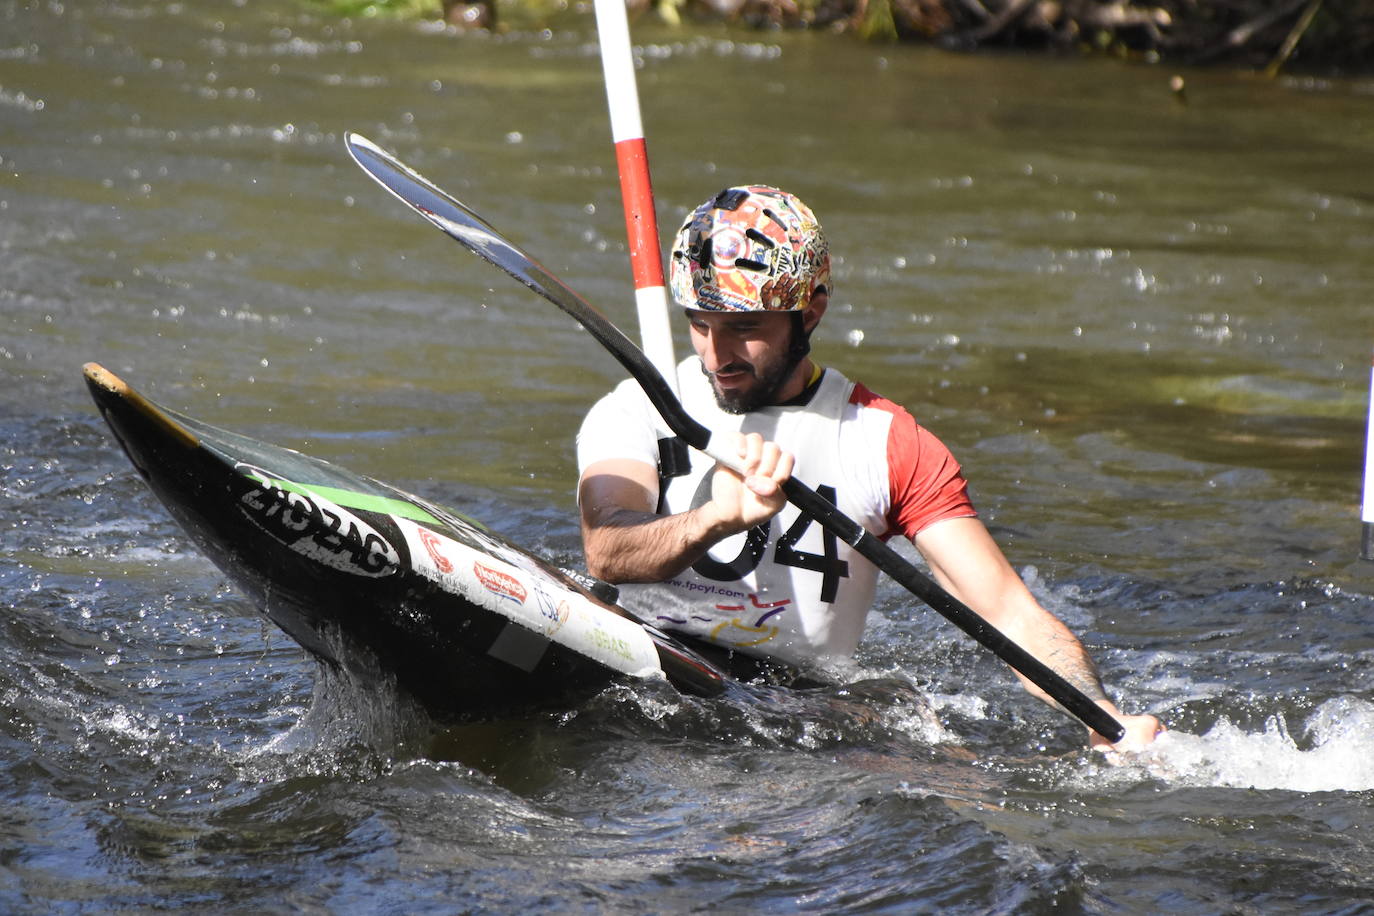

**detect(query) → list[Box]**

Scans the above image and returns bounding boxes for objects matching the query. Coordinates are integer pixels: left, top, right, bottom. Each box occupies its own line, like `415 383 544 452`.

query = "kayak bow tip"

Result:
82 362 199 451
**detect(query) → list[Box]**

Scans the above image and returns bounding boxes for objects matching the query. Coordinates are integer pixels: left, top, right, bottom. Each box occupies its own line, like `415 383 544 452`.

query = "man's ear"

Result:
802 293 828 334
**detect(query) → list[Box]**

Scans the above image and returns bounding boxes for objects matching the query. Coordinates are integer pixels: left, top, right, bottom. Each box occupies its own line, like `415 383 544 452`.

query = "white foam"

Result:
1094 696 1374 792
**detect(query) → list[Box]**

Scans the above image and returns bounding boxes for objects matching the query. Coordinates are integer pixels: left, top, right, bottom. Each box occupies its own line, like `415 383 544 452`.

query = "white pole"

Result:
592 0 679 398
1362 350 1374 559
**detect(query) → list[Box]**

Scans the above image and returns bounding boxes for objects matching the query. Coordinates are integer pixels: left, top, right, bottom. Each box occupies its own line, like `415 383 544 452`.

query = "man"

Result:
577 185 1161 750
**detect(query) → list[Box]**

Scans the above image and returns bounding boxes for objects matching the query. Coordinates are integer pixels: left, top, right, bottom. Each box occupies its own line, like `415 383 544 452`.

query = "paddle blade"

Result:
344 132 707 449
346 134 566 303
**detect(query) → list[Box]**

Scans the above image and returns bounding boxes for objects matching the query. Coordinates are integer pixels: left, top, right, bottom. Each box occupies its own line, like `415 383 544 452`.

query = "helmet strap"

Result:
788 310 812 362
777 310 812 390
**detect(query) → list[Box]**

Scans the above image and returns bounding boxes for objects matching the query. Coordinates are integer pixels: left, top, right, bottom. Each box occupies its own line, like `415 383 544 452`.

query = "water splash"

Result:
1096 696 1374 792
250 665 431 775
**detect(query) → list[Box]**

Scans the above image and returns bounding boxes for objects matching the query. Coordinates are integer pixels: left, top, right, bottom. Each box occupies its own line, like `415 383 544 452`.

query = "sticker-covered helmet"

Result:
669 186 830 313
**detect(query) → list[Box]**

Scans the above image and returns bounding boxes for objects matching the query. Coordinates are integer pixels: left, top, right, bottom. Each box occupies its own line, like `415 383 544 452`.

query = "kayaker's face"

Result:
686 305 819 414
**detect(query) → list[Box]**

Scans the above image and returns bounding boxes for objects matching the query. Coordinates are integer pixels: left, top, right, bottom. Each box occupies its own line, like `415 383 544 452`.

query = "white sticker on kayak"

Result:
394 516 662 679
236 467 399 577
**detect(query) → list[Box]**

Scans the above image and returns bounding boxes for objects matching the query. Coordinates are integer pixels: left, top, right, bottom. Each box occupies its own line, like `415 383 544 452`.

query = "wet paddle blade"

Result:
345 132 701 448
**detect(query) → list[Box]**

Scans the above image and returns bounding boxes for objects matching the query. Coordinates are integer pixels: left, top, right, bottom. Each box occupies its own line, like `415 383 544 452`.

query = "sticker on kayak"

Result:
399 518 555 634
393 516 660 677
235 464 400 577
415 527 454 574
472 561 527 605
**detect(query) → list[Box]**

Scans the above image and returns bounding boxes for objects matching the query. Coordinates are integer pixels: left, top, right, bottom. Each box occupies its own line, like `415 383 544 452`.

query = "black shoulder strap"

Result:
655 436 691 514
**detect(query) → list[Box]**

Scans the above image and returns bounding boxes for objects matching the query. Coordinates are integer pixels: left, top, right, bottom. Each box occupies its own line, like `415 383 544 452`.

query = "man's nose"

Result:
699 328 736 370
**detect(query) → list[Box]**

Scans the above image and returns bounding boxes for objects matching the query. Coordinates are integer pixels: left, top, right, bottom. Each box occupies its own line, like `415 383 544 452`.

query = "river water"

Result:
4 0 1374 911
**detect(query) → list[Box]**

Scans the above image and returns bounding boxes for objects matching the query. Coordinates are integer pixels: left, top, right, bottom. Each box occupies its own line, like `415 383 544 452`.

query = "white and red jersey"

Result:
577 357 975 667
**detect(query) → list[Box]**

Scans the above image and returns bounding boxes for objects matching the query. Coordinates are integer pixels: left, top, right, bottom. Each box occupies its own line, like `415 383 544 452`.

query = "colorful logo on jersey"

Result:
714 592 792 623
710 592 791 647
710 619 780 647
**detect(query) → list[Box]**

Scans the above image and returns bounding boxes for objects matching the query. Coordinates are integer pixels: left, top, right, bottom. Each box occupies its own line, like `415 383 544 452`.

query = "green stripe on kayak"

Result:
262 477 441 525
309 484 443 524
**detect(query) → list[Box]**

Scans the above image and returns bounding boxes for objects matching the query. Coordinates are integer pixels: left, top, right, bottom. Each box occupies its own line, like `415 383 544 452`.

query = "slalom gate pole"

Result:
592 0 679 396
1362 348 1374 560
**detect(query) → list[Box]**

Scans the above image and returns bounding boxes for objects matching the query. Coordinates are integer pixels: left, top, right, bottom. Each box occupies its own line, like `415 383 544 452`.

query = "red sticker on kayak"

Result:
417 527 454 574
473 561 527 604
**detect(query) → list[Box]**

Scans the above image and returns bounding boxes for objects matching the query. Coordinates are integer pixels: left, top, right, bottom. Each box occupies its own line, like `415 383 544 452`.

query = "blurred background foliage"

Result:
302 0 1372 75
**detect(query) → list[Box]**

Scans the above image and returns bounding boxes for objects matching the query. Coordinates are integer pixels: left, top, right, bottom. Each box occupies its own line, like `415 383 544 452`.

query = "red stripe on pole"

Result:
613 137 666 292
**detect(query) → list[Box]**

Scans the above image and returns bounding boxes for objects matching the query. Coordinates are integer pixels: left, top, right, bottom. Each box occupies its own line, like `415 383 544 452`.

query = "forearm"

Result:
579 438 791 586
996 596 1168 748
917 519 1112 710
582 504 735 584
1012 615 1111 710
916 518 1160 748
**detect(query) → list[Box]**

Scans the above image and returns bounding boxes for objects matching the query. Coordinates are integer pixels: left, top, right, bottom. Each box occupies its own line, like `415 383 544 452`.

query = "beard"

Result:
702 350 796 415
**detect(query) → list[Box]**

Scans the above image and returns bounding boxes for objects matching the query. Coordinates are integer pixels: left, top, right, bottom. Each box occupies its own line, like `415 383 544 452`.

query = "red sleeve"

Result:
850 384 976 540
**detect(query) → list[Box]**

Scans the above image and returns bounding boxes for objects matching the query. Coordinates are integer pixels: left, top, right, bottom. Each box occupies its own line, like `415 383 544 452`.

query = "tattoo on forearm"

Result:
1058 659 1110 705
1043 634 1110 707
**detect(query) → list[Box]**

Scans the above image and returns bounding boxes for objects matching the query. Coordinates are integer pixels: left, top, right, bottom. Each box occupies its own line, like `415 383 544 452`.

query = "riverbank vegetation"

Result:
310 0 1371 74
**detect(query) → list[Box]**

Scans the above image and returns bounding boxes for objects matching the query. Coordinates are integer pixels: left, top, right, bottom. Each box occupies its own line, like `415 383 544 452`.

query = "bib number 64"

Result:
691 483 849 603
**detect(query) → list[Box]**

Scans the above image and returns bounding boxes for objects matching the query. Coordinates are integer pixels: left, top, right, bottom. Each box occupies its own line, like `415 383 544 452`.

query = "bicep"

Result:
578 458 660 530
912 516 1038 634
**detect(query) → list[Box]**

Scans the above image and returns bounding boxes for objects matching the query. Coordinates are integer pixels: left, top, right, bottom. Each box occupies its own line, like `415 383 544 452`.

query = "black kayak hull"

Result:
84 363 724 723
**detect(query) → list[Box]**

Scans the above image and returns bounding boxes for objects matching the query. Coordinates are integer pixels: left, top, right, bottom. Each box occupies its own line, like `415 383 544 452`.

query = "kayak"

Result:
83 363 726 723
